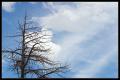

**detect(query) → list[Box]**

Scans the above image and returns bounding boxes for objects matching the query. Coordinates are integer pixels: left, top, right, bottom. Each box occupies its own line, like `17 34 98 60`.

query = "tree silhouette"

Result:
2 13 69 78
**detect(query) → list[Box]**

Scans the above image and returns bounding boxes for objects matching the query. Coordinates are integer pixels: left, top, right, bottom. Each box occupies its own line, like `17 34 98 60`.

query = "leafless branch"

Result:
2 13 69 78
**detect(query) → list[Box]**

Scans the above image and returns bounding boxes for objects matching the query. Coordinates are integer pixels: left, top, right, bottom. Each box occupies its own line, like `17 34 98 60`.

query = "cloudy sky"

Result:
2 2 118 78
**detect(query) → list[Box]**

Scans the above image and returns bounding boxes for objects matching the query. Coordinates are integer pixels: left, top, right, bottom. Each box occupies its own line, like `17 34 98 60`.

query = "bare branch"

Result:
24 43 39 67
6 34 22 37
2 13 69 78
24 35 48 44
39 66 68 78
2 50 22 56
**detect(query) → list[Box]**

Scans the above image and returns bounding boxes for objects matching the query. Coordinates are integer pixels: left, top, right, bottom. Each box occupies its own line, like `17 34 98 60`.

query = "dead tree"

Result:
2 14 69 78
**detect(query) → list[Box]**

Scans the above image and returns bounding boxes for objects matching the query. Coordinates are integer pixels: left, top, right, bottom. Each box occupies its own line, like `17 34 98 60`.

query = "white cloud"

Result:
2 59 5 64
2 2 16 12
32 2 118 78
2 2 117 78
29 2 37 4
73 48 117 78
40 2 117 33
2 2 39 12
25 27 61 55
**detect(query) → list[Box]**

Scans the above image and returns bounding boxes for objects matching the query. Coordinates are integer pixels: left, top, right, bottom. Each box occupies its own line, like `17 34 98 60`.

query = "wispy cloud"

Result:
73 46 117 78
32 2 118 78
28 2 37 4
2 2 118 78
40 2 117 33
2 2 16 12
2 2 39 12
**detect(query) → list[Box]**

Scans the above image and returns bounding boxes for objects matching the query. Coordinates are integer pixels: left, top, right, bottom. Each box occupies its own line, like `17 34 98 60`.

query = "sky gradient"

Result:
2 2 118 78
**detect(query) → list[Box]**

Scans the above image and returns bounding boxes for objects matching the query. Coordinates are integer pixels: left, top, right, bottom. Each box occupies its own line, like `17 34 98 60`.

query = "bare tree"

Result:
2 13 69 78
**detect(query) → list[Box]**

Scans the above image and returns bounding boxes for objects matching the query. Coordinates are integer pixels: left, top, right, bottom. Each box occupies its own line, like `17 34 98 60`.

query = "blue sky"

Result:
2 2 118 78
